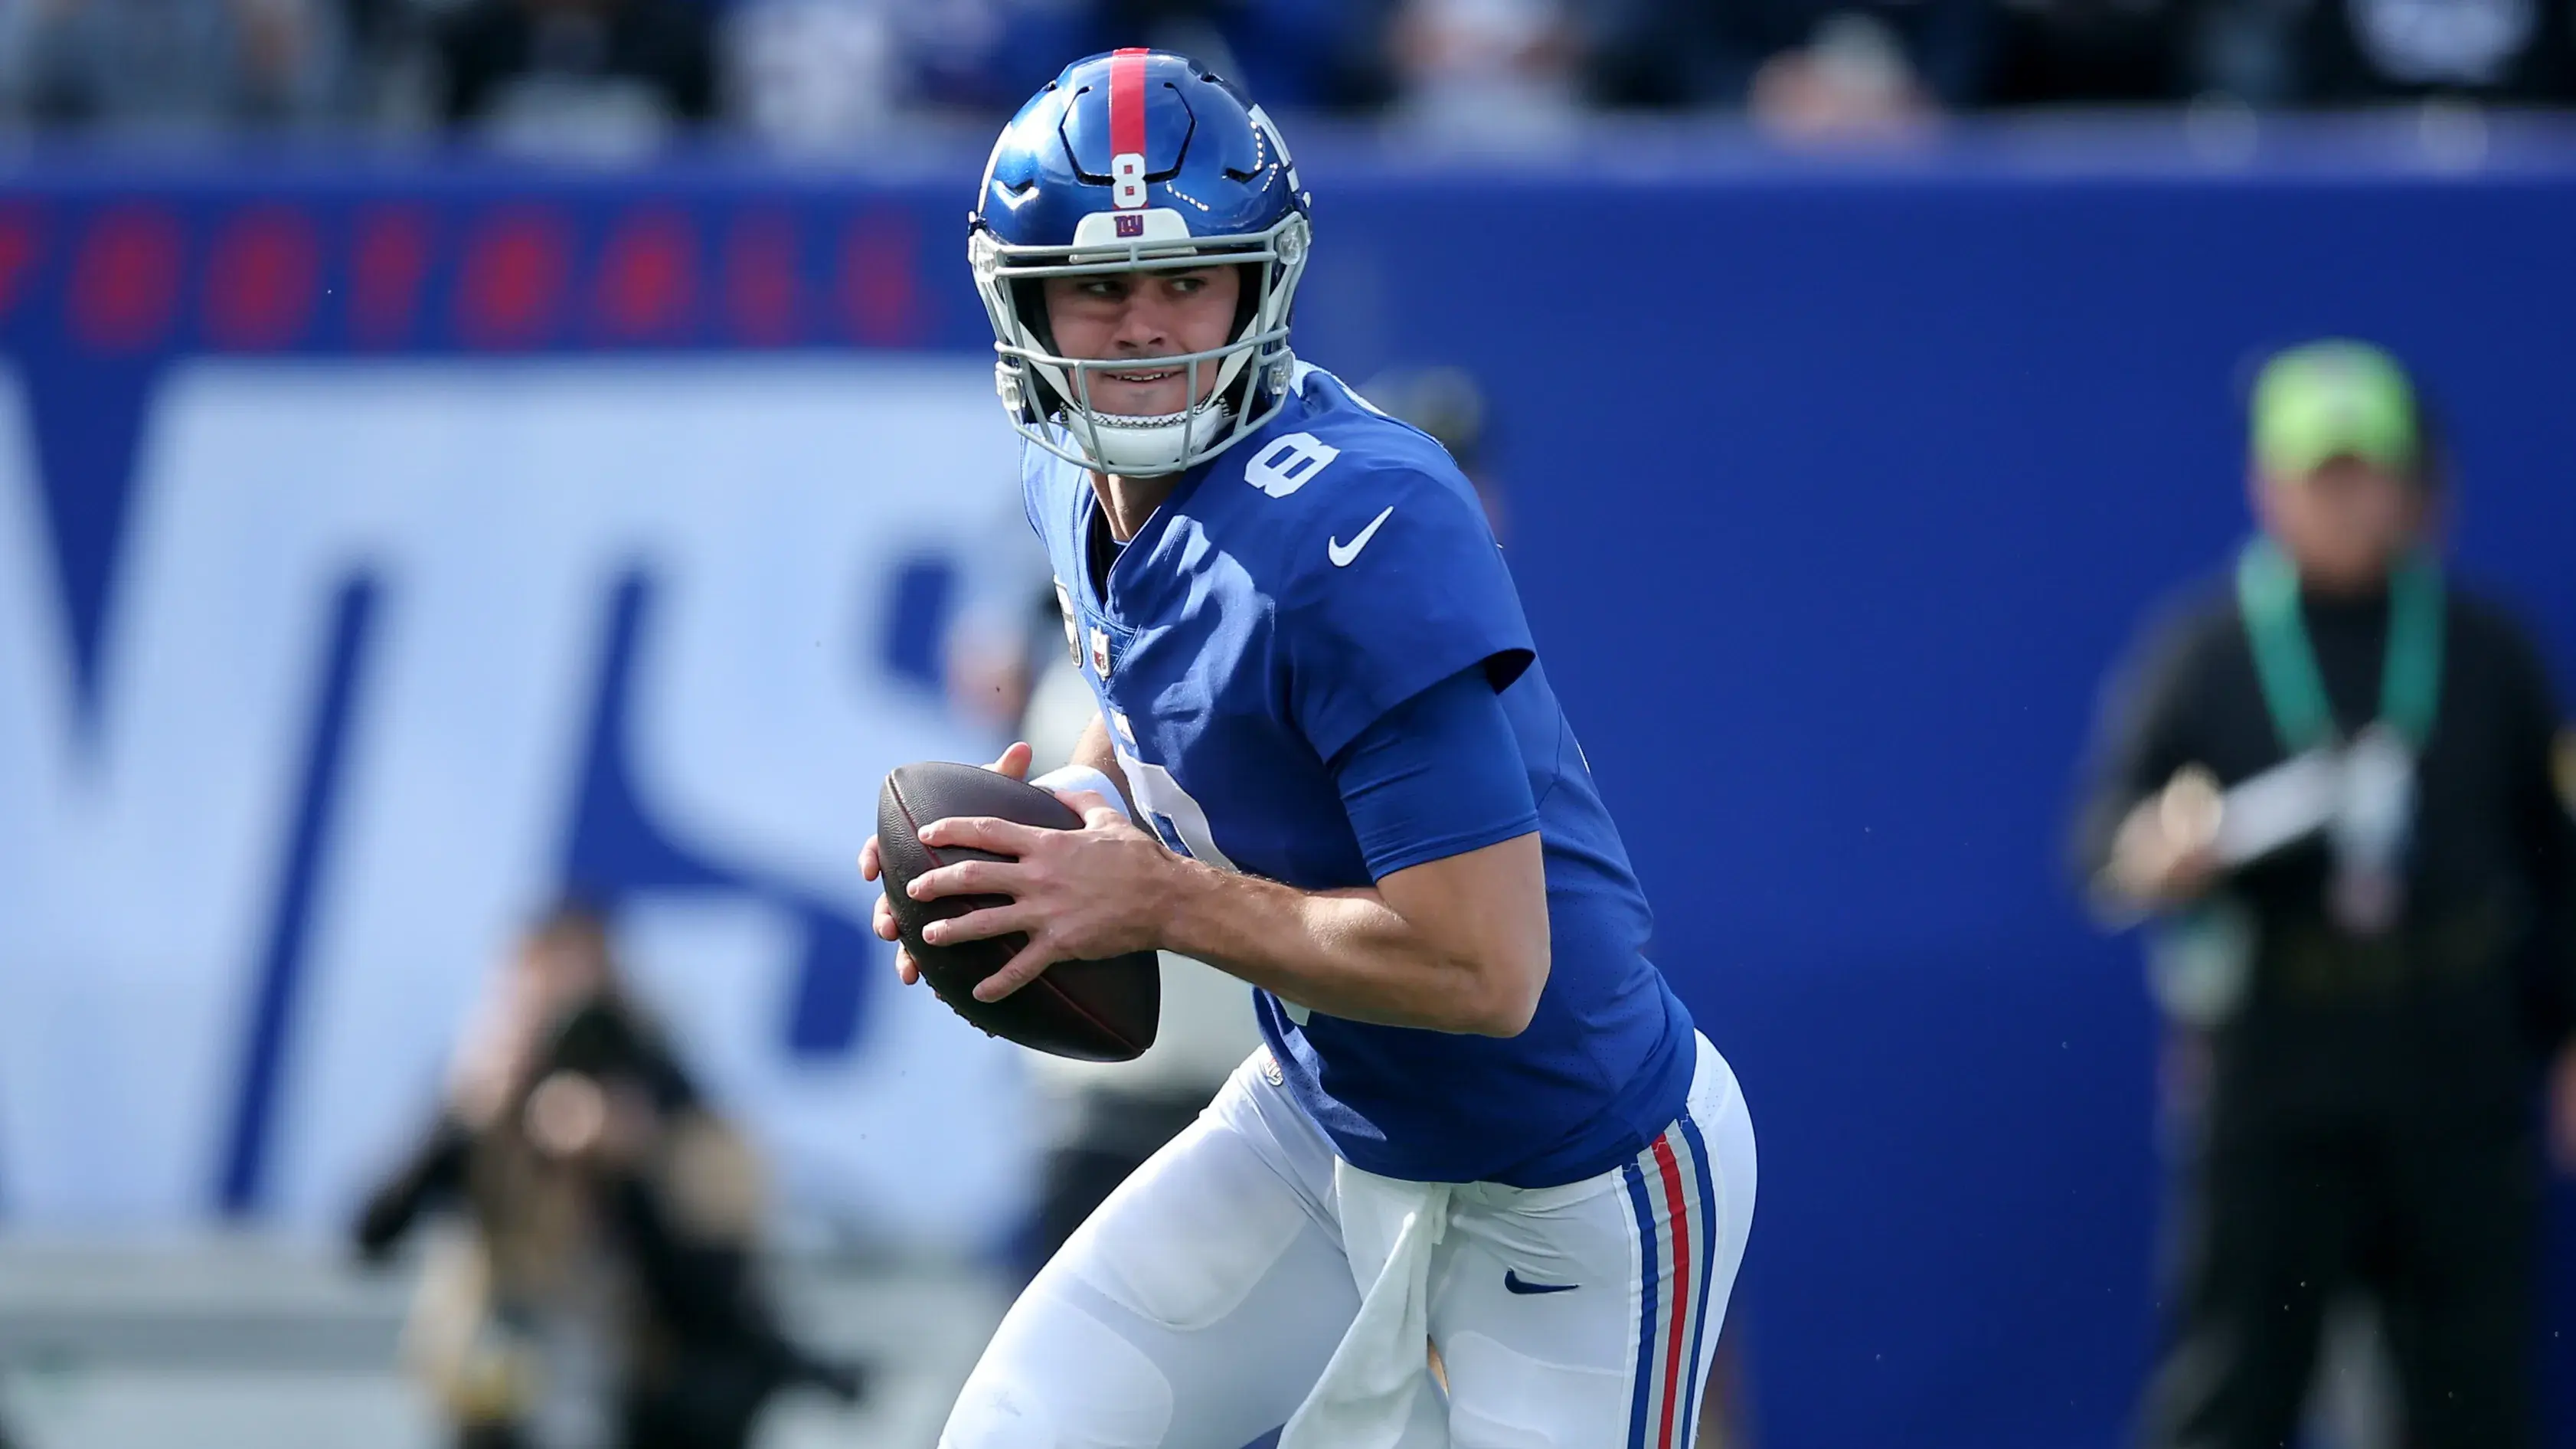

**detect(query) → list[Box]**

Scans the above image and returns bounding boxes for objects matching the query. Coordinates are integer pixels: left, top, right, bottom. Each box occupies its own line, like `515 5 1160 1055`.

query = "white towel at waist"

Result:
1279 1159 1453 1449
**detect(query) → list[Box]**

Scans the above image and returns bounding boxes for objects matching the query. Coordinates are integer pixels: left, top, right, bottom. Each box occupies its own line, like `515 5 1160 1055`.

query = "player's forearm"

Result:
1157 858 1537 1036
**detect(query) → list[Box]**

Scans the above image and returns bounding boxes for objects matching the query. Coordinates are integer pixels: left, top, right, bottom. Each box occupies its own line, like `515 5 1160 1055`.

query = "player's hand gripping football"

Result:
860 741 1175 1000
860 741 1033 986
910 793 1173 1002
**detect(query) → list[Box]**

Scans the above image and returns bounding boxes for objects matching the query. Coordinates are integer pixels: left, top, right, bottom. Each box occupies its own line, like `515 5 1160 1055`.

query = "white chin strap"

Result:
1067 396 1237 476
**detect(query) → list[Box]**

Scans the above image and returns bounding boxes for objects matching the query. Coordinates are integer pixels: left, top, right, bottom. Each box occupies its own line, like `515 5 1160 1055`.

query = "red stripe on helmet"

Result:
1109 48 1149 176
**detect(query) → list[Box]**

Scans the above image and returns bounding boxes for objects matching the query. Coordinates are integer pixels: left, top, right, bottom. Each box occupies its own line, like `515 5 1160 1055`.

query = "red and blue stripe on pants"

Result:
1623 1114 1721 1449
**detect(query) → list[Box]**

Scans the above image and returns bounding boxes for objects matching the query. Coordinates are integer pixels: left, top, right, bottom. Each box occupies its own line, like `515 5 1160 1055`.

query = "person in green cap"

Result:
2071 340 2576 1449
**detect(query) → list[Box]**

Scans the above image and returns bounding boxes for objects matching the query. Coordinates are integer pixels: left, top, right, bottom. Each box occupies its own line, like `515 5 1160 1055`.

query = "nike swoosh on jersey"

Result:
1503 1270 1579 1295
1327 505 1395 567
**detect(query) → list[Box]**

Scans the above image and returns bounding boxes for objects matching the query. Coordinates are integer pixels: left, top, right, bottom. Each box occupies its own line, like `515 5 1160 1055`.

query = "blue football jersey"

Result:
1024 365 1695 1188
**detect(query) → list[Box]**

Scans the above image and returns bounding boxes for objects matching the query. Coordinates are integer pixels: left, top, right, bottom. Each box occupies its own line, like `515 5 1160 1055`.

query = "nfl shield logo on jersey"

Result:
1090 626 1113 679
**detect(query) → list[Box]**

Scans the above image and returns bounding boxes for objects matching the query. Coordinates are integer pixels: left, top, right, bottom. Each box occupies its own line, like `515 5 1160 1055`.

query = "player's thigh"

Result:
1431 1035 1757 1449
942 1061 1353 1449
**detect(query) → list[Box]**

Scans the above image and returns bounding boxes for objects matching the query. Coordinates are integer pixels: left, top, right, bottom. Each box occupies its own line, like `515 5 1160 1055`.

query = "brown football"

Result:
874 760 1159 1062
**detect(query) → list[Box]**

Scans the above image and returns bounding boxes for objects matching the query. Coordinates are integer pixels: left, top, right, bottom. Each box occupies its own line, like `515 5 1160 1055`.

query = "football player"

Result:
858 49 1757 1448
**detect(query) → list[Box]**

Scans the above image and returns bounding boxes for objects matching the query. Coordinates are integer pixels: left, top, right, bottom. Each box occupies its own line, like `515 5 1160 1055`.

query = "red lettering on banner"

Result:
70 206 184 353
839 211 921 346
205 207 320 349
351 207 433 345
456 208 570 348
0 208 44 322
723 211 799 346
594 208 697 342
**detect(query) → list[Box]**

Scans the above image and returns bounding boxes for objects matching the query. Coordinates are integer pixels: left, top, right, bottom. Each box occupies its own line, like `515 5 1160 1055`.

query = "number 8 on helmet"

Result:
969 48 1313 478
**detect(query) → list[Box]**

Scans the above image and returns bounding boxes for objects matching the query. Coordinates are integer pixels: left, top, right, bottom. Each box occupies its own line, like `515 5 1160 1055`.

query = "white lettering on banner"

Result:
0 374 293 1225
0 358 1039 1247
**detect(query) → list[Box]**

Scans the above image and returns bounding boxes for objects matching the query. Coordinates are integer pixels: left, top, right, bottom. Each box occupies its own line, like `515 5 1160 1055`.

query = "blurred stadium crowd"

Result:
1 0 2571 155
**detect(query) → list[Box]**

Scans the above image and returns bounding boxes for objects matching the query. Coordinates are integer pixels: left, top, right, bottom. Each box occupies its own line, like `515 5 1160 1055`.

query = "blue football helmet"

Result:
970 50 1312 476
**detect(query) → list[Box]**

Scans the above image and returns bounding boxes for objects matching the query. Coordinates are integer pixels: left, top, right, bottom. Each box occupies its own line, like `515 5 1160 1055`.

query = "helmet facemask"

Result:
973 214 1309 477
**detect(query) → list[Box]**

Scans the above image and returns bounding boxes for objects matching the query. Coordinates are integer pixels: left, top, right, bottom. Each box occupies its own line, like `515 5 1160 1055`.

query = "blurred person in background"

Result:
722 0 1086 150
903 0 1097 113
433 0 712 153
721 0 901 149
2074 341 2576 1449
2182 0 2576 104
1580 0 1987 138
1978 0 2192 105
1380 0 1581 136
354 901 860 1449
0 0 338 129
1087 0 1394 110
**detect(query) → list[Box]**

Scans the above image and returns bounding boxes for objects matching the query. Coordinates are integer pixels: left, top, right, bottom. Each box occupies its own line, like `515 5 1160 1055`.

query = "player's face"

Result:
1041 266 1243 417
2254 455 2427 593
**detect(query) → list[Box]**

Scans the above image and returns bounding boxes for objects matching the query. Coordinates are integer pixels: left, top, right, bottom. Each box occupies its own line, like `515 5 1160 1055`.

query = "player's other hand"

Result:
906 795 1174 1004
2108 767 2222 909
860 742 1037 986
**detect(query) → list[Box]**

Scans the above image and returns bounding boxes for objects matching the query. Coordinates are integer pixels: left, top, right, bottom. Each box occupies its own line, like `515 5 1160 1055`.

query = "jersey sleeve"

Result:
1279 464 1536 764
1333 665 1541 878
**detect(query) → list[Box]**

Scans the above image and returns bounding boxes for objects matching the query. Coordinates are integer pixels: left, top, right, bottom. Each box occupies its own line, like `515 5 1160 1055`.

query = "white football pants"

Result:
941 1031 1757 1449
